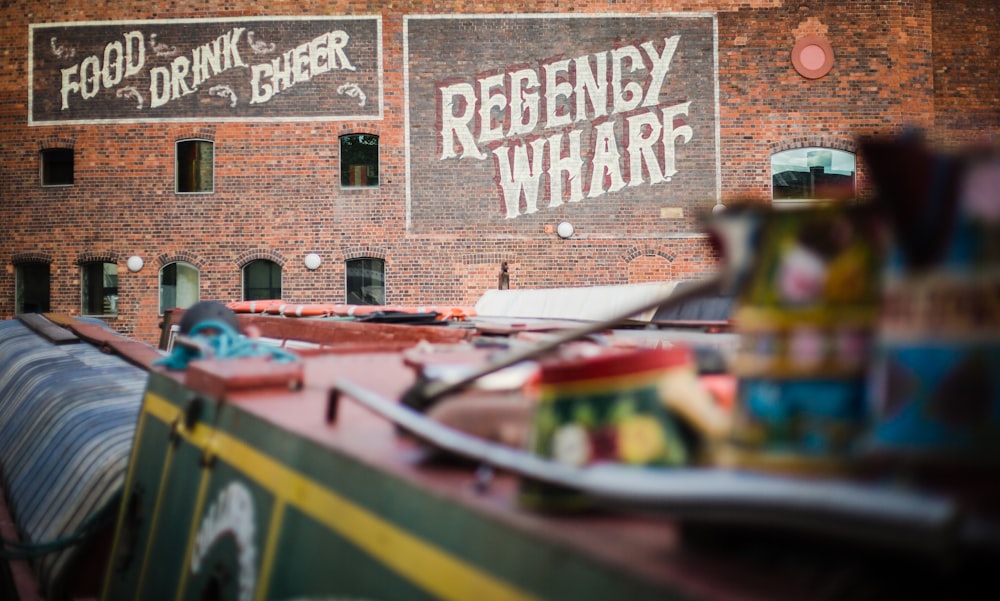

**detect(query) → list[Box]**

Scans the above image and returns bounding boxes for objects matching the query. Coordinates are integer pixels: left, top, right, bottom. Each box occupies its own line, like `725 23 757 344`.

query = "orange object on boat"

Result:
226 300 476 321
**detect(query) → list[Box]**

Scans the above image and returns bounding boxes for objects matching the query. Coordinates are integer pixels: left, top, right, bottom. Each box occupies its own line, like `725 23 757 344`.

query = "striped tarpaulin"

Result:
0 319 148 599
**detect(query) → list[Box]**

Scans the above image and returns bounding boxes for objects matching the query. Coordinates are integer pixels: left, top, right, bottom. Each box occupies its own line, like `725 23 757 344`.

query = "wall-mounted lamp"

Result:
126 255 144 272
304 253 322 270
556 221 574 239
712 202 727 214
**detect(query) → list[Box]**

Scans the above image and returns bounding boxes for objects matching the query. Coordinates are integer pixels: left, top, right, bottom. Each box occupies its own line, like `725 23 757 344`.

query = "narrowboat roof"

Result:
0 300 996 600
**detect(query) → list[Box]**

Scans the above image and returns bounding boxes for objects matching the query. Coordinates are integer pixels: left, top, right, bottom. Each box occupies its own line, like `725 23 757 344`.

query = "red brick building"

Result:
1 1 997 344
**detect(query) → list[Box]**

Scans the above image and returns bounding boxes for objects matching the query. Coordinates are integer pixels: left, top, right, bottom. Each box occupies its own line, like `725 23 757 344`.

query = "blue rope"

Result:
155 319 299 370
0 492 120 559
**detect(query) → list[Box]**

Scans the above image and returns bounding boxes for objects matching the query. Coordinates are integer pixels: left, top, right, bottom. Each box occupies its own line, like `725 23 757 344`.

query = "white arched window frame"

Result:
159 261 200 315
771 147 856 208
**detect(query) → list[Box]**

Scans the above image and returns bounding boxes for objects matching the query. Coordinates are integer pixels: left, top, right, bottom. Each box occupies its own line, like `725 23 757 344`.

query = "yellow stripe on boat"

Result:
144 392 537 601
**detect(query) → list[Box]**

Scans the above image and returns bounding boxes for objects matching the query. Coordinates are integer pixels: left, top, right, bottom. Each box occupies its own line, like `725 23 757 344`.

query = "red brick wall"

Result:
932 0 1000 144
1 1 997 344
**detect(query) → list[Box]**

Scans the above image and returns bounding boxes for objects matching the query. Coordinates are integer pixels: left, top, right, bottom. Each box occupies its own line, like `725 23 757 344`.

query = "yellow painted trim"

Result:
135 416 177 596
140 392 536 601
254 500 286 601
102 405 151 597
175 464 213 601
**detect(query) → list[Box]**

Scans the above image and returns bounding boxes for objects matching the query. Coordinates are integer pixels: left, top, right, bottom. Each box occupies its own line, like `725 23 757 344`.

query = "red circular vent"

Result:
791 35 835 79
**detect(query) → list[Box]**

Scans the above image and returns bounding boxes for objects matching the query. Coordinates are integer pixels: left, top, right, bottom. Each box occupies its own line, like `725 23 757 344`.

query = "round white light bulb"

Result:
556 221 574 239
126 256 144 272
304 253 322 270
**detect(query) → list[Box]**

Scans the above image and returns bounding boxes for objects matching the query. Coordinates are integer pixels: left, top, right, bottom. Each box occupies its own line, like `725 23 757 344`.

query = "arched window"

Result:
243 260 281 301
340 133 379 187
771 148 855 206
160 262 200 314
176 139 214 193
346 257 385 305
81 261 118 316
15 262 50 314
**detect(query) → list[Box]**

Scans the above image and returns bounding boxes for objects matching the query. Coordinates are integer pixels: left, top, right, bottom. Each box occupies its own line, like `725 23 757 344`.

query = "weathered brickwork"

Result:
1 0 997 344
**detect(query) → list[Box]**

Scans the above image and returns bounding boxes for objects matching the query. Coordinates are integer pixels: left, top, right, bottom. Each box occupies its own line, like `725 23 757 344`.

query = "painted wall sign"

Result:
405 14 719 232
29 16 382 124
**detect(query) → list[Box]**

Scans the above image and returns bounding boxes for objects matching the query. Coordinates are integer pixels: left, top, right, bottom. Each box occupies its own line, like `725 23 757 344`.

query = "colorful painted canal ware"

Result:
861 138 1000 466
520 347 694 510
714 205 883 472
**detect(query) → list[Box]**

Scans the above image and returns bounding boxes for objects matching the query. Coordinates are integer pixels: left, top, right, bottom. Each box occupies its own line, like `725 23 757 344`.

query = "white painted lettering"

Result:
169 56 195 100
249 63 273 104
547 130 584 207
429 33 697 219
201 37 224 82
574 53 608 122
439 82 485 160
493 138 547 218
661 101 694 177
588 120 627 197
326 30 355 71
247 31 356 106
59 31 145 110
292 41 311 83
508 68 540 137
640 36 680 107
543 58 573 129
271 50 294 92
309 35 330 76
478 73 507 145
191 46 206 89
80 55 101 100
101 41 124 88
611 46 645 114
626 110 665 187
220 27 247 71
123 31 145 78
60 65 80 110
149 66 170 108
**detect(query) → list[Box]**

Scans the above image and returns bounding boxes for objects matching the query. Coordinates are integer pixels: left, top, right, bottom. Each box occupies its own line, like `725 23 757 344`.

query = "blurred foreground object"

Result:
861 136 1000 468
708 205 883 473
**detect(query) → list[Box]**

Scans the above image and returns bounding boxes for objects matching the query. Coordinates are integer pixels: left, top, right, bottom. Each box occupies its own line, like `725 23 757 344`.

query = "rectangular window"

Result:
340 134 379 187
346 257 385 305
176 140 214 193
15 263 51 314
41 148 74 186
81 262 118 316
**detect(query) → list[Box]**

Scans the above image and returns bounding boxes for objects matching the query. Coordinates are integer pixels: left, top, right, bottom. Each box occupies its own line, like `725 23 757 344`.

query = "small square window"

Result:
340 134 379 187
176 140 214 193
41 148 74 186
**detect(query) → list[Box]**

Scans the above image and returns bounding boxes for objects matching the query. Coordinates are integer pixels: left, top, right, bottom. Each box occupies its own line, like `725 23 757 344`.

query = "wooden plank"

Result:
16 313 79 344
44 313 165 369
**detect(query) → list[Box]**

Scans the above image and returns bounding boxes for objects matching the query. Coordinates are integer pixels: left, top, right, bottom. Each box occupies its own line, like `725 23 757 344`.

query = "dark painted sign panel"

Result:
30 17 382 124
405 14 719 232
